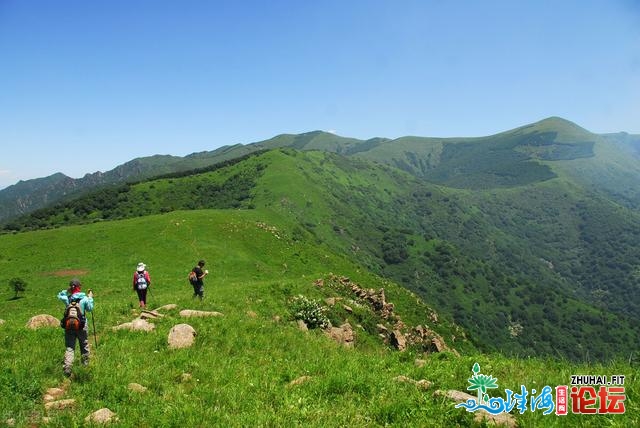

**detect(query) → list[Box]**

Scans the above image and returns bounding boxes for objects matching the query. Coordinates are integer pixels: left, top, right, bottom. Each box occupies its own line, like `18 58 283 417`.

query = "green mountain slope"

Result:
5 149 640 362
0 210 637 427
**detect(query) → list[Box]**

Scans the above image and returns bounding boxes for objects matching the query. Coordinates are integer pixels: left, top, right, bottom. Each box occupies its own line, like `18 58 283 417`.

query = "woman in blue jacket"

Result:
57 278 94 377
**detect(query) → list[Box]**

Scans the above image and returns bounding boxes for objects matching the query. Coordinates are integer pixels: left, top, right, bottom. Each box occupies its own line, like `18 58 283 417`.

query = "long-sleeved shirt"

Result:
57 290 94 314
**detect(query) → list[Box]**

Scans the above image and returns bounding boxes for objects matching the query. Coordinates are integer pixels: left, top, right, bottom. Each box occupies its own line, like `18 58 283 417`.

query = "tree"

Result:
9 277 27 299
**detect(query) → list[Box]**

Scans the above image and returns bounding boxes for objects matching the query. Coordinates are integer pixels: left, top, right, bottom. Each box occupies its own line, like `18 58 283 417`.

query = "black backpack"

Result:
61 299 86 330
188 270 198 286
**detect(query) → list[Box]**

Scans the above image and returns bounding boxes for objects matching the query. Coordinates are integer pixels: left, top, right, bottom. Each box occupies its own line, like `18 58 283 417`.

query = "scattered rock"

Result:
168 324 197 349
156 304 178 312
45 399 76 411
415 379 432 390
112 318 155 332
26 314 59 329
179 310 223 318
43 387 65 403
272 315 281 322
5 418 15 427
314 279 324 287
324 297 336 306
246 311 258 318
297 319 308 331
180 373 193 383
435 390 517 427
415 359 426 368
140 310 164 320
325 322 354 348
342 304 353 313
0 319 5 325
85 408 118 424
394 375 432 390
287 376 312 387
128 383 147 393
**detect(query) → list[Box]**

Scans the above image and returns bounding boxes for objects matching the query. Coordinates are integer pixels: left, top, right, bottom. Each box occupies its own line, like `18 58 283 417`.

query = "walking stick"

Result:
91 310 98 349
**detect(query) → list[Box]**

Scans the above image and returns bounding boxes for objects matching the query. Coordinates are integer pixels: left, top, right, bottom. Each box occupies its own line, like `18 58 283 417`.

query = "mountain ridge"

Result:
1 116 629 223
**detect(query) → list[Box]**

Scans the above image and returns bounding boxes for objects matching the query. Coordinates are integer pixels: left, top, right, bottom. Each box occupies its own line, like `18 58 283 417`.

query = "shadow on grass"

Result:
8 295 24 301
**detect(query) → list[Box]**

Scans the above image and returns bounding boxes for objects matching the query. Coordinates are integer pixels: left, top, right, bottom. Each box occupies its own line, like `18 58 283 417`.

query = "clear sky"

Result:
1 0 639 189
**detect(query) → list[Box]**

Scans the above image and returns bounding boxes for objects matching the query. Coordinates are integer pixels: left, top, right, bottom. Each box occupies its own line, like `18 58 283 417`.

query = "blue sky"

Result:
1 0 639 189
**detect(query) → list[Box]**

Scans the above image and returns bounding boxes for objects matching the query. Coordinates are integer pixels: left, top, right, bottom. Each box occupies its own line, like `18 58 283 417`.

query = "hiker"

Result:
133 262 151 309
57 278 94 378
190 259 208 300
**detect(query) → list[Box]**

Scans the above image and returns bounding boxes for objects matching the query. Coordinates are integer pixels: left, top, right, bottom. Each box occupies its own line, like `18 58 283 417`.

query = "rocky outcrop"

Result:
406 325 460 356
324 322 354 348
320 274 457 354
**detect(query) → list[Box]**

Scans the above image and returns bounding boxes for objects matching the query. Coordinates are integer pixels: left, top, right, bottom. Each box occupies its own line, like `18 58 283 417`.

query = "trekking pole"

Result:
91 310 98 349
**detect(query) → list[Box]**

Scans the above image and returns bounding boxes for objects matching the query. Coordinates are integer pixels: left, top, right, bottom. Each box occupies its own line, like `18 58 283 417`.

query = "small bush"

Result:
288 295 329 329
8 277 27 299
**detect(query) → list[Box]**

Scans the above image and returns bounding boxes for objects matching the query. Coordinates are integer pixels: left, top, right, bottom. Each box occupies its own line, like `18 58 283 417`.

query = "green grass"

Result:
0 210 638 426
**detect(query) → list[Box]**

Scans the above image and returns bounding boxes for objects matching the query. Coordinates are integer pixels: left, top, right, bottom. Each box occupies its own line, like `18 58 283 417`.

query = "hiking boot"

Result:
63 368 72 378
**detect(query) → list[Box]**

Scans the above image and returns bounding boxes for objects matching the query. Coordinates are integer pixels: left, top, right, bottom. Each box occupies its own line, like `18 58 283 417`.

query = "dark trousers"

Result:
192 283 204 300
136 288 148 306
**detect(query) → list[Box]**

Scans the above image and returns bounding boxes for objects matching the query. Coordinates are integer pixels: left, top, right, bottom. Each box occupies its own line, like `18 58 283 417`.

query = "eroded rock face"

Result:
168 324 197 349
26 314 59 329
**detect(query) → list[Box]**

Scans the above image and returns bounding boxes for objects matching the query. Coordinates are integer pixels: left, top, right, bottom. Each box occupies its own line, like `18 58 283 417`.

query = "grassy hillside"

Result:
0 211 637 427
4 149 640 364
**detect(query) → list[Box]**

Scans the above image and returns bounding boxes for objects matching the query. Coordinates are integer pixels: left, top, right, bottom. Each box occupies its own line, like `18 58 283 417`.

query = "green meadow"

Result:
0 210 637 427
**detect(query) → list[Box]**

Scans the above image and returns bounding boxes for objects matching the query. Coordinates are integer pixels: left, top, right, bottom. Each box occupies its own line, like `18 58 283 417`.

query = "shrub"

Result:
288 295 329 329
8 277 27 299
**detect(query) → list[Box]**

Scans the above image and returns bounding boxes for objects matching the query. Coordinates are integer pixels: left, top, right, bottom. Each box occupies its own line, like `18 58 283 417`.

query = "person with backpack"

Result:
133 262 151 309
190 259 208 300
57 278 94 378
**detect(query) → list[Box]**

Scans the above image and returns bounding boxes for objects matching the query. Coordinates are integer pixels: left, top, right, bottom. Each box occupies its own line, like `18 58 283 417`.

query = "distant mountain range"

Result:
1 117 639 224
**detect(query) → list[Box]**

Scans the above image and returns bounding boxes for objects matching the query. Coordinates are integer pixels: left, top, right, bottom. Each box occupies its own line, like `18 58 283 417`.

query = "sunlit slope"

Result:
0 209 638 427
3 149 640 361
